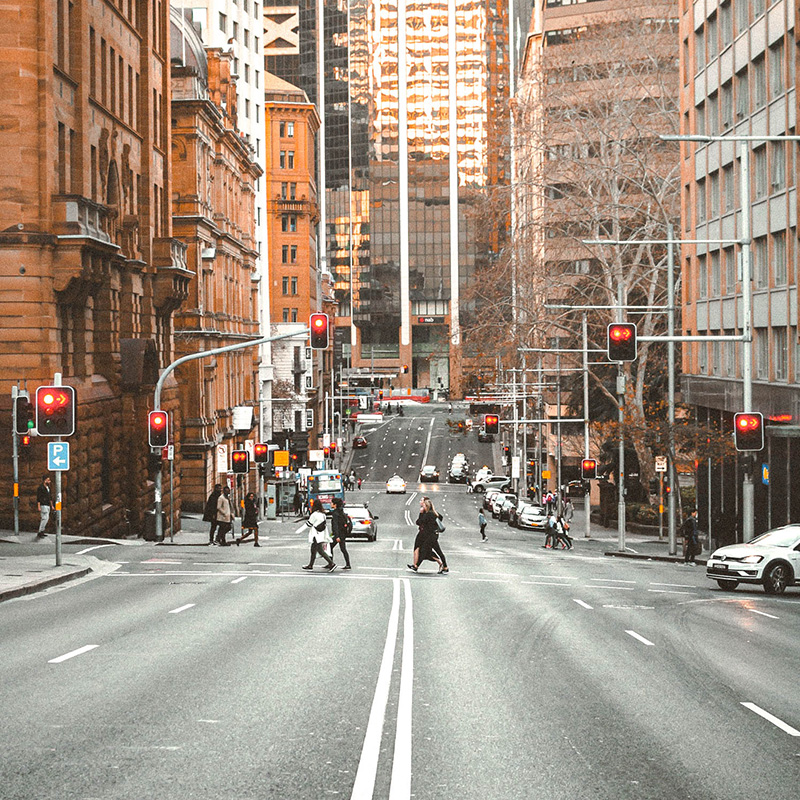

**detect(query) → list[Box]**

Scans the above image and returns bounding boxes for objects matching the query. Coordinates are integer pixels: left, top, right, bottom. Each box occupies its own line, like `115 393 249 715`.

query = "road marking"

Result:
529 574 575 580
76 544 116 555
168 604 195 614
589 585 635 591
590 578 635 584
390 579 413 799
419 417 435 471
741 702 800 736
144 559 182 564
650 582 694 588
392 539 404 551
460 578 509 583
749 608 779 619
522 580 575 586
231 577 248 584
625 630 655 646
49 645 99 663
350 580 401 799
648 589 695 595
573 599 593 609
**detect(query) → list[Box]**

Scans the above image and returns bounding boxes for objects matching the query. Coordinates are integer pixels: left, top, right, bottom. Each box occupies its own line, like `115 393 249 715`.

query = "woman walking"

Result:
302 499 337 571
407 496 448 574
237 492 260 547
330 497 352 569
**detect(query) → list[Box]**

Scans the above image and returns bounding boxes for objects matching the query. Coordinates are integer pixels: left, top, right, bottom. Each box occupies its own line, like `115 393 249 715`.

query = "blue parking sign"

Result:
47 442 70 471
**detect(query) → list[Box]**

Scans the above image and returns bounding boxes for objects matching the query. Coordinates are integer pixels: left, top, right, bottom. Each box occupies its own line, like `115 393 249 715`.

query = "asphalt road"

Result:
3 404 800 799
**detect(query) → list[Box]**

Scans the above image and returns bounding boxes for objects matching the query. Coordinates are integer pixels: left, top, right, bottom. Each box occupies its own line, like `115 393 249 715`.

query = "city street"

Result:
2 405 800 799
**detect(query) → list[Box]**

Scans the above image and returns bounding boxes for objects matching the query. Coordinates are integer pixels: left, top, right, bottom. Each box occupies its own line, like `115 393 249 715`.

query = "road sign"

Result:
47 442 70 471
654 456 667 473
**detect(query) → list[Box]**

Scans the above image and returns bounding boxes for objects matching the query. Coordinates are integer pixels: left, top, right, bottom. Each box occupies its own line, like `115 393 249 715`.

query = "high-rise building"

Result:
268 0 514 398
678 0 799 541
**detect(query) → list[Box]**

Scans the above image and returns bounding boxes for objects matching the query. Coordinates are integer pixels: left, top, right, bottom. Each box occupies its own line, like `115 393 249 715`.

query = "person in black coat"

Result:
237 492 260 547
682 508 700 564
330 497 352 569
408 496 448 574
203 484 222 545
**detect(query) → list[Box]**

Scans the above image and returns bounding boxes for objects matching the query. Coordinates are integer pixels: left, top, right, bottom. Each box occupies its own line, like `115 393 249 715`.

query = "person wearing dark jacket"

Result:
203 484 222 545
682 508 700 564
237 492 260 546
408 496 448 573
330 497 352 569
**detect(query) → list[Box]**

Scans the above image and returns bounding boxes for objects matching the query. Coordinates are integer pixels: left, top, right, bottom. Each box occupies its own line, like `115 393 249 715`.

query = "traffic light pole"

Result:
152 328 310 542
11 385 21 536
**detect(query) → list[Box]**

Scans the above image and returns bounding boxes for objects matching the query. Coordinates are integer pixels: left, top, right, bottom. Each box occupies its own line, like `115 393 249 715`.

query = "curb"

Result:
605 550 707 566
0 566 92 604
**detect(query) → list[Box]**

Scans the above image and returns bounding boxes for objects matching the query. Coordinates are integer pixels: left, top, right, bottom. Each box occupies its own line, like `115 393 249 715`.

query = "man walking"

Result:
478 509 488 542
682 508 700 565
36 475 52 539
203 484 222 545
215 486 233 546
330 497 352 569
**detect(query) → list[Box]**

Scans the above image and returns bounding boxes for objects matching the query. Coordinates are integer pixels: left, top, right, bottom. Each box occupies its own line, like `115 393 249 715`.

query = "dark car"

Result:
447 464 468 483
419 465 440 482
353 436 368 448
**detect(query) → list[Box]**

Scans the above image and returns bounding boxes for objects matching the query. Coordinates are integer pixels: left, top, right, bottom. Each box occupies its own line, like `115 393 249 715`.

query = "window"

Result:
712 339 721 375
723 163 735 212
773 230 787 286
696 179 706 224
720 2 732 47
698 254 708 298
709 171 720 218
279 121 285 137
735 0 749 34
754 147 767 198
290 245 297 262
707 92 718 134
753 0 765 18
753 56 766 108
291 308 298 323
720 82 733 130
282 276 289 295
219 12 227 32
279 150 286 168
287 121 295 137
244 64 250 83
698 338 708 373
287 151 294 169
724 246 736 292
695 102 705 136
282 244 289 263
711 250 721 295
754 237 768 288
695 27 705 70
281 214 297 232
725 331 736 377
771 141 785 191
291 277 298 295
233 21 239 41
244 29 250 48
756 329 769 379
245 98 250 118
770 39 785 98
707 13 718 60
735 68 749 120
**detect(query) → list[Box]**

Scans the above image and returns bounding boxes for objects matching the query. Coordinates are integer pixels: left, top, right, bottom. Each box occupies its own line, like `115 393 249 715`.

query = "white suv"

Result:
471 475 511 494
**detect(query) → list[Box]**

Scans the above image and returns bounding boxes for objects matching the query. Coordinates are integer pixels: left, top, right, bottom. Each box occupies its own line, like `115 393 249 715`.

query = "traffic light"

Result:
148 410 169 448
14 394 33 435
401 364 409 374
607 322 637 361
484 413 499 434
253 443 269 463
20 433 31 450
329 442 337 454
323 446 330 458
232 449 249 473
581 458 598 479
35 385 76 436
734 412 764 451
309 313 329 350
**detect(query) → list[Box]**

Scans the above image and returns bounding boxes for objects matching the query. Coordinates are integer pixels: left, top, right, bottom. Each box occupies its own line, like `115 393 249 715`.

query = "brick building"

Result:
170 10 263 512
0 1 191 536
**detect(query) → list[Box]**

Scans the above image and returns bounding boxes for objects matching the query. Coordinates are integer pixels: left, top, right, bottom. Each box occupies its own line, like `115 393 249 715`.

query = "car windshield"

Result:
748 527 800 548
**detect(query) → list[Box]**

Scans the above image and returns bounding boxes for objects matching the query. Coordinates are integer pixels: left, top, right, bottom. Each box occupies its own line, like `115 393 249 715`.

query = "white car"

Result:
344 504 379 542
516 504 548 531
471 475 511 494
474 466 493 482
706 525 800 594
386 475 407 494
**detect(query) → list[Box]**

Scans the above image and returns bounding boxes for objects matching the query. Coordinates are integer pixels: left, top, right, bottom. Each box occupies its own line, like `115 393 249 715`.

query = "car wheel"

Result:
763 562 791 594
474 485 485 493
716 579 739 591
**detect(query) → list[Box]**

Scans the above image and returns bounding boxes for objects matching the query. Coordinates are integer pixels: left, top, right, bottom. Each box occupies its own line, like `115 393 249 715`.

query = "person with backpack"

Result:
301 499 337 571
330 497 352 570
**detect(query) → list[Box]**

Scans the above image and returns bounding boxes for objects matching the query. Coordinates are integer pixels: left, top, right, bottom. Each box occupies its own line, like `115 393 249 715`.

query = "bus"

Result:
306 469 345 514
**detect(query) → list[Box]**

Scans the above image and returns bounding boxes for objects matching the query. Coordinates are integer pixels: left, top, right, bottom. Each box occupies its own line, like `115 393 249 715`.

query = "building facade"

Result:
0 0 191 535
679 0 799 541
170 10 263 512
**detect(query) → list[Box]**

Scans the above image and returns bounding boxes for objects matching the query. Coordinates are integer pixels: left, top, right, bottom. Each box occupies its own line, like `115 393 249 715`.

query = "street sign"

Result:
273 450 289 467
47 441 70 471
654 456 667 473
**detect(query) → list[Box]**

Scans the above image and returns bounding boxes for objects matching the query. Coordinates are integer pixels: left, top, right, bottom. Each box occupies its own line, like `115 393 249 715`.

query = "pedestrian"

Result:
357 476 362 490
563 496 574 527
554 514 573 550
215 486 233 546
36 474 52 539
293 487 302 516
478 508 488 542
203 483 222 545
237 491 260 547
301 498 337 571
408 496 448 574
544 511 557 549
330 497 352 569
349 470 356 491
682 508 700 565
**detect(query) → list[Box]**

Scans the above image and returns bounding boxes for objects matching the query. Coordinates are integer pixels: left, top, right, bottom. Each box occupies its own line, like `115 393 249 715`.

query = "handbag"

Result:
436 517 446 534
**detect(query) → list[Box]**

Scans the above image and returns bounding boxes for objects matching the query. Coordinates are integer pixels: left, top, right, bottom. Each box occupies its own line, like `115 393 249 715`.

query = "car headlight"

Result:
741 554 764 564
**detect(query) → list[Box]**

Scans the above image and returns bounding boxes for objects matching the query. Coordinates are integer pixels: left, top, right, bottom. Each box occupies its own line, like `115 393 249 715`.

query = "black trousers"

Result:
331 537 351 567
216 521 232 544
308 541 334 567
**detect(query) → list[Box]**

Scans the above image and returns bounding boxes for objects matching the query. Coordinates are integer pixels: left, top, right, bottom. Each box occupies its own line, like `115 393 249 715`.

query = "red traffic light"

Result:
581 458 598 479
36 385 76 436
607 323 637 361
253 443 269 463
734 412 764 451
484 414 499 434
231 449 249 473
21 434 31 447
148 410 169 448
309 312 329 350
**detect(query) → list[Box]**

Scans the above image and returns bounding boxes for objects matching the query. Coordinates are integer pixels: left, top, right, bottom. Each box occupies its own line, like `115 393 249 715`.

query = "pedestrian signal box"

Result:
231 450 249 473
36 385 76 436
253 443 269 463
309 313 329 350
484 414 499 434
607 323 637 361
581 458 598 479
148 410 169 448
734 412 764 452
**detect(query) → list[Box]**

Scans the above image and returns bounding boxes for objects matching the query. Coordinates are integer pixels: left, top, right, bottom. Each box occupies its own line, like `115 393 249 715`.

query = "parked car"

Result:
386 475 407 494
706 525 800 594
491 492 517 519
516 504 548 531
344 504 379 541
353 436 368 448
419 465 440 482
482 488 503 510
471 475 511 494
477 428 495 443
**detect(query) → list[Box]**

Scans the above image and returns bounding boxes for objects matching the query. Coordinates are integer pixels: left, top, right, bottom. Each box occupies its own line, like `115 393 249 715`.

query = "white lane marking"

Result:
650 582 694 588
529 574 575 580
749 608 779 619
392 539 404 551
589 585 635 591
168 604 196 614
459 578 509 583
625 630 655 646
573 599 593 610
522 580 576 586
590 578 636 584
389 579 413 800
231 576 248 584
647 589 696 595
404 510 413 526
419 417 435 471
350 580 401 799
144 559 183 564
76 544 116 555
741 702 800 736
49 645 99 663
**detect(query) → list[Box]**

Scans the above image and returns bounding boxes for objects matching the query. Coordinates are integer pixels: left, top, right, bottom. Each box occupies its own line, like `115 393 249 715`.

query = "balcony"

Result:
153 238 193 313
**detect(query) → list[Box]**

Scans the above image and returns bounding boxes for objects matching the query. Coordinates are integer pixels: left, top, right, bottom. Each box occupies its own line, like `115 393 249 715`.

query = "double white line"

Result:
351 578 414 800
